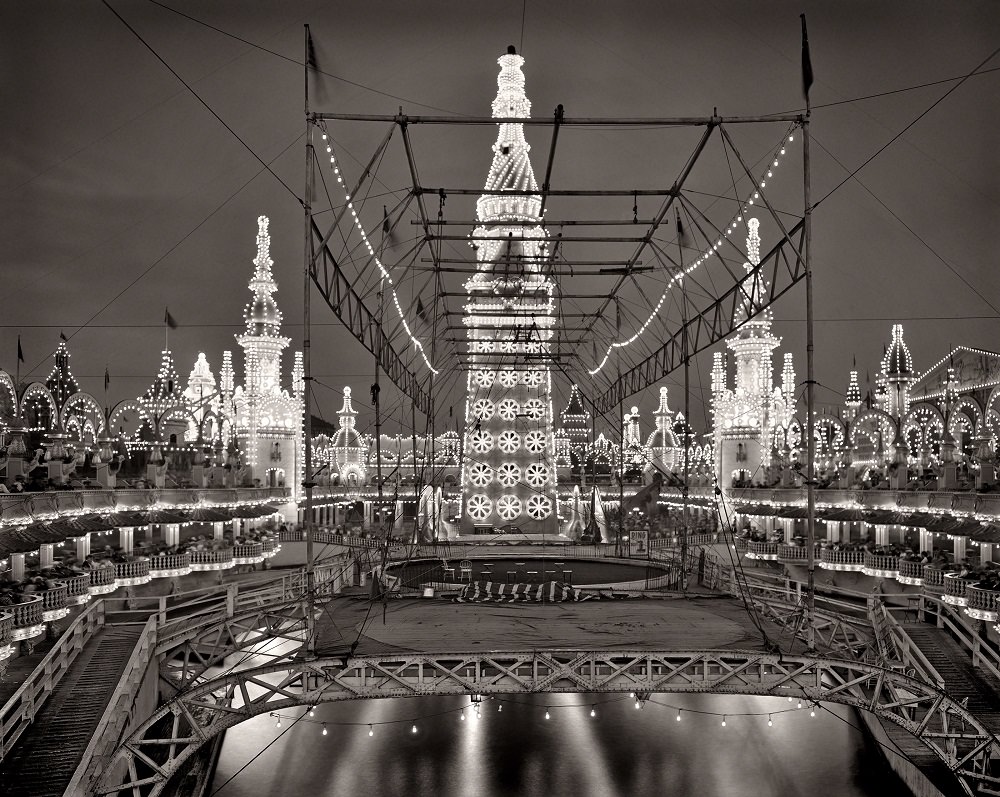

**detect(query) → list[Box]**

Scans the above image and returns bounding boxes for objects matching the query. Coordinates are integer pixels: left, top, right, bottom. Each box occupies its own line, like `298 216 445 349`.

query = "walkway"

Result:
0 625 143 797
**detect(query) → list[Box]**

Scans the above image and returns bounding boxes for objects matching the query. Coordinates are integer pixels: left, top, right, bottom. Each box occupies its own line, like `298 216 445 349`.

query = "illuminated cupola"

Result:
559 384 591 457
879 324 915 417
712 219 788 490
237 215 291 395
184 353 216 402
45 338 80 408
646 386 681 472
332 386 367 488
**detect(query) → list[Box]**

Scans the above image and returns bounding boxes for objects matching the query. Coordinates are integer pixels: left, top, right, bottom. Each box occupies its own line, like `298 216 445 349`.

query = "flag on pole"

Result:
383 205 391 235
104 366 110 392
164 307 178 329
415 296 428 322
676 211 691 250
800 14 814 101
59 331 67 342
306 27 318 70
17 336 24 364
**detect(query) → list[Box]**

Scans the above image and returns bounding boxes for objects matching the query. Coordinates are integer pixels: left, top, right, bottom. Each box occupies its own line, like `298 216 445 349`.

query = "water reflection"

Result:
213 692 911 797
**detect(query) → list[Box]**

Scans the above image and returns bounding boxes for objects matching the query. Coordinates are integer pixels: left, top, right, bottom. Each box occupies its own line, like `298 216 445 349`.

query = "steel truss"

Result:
97 647 999 797
306 102 806 412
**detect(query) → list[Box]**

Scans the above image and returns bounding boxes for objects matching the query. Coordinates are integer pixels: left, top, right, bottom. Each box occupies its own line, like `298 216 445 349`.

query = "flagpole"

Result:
677 210 690 593
302 23 317 658
801 13 817 652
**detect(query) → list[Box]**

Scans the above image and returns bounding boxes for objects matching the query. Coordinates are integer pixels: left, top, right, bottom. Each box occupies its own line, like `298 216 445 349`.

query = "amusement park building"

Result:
0 216 304 507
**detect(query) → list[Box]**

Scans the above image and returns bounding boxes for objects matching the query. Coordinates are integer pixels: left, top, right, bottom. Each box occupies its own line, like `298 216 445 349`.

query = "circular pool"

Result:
386 557 672 589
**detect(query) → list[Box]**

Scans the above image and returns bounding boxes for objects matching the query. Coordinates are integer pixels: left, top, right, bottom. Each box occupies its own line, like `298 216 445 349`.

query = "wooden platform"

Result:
315 595 792 657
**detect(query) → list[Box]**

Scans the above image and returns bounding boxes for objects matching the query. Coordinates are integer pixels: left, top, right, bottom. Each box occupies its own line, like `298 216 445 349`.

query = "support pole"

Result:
617 367 625 558
302 25 316 658
803 103 816 652
678 210 690 592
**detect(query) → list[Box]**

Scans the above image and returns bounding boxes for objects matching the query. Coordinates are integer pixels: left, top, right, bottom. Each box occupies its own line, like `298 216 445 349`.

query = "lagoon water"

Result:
213 691 910 797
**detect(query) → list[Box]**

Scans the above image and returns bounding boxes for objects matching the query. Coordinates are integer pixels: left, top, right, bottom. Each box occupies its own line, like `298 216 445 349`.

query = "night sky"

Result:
3 1 998 439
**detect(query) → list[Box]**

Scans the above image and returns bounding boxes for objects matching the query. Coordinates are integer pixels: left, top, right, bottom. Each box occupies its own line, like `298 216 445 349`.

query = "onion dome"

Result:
881 324 914 380
332 386 364 449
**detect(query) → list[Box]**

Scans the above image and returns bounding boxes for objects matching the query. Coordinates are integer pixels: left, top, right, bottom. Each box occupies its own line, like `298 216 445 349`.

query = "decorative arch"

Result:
812 415 846 462
62 391 106 438
847 409 897 459
109 400 155 440
948 397 984 438
0 371 17 420
902 404 944 458
20 382 58 431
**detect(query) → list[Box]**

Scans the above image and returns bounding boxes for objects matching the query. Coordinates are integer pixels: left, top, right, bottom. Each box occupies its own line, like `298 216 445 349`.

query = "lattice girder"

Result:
96 649 1000 797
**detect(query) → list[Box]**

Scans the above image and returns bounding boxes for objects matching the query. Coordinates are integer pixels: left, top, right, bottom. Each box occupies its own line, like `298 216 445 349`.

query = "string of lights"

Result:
589 126 798 376
320 133 439 375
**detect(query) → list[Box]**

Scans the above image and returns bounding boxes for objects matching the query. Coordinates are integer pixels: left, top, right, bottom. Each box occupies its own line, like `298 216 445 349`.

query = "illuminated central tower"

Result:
460 46 558 534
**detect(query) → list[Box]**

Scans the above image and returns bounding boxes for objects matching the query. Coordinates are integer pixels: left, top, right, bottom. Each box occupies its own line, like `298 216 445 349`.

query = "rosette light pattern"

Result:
496 494 522 521
526 494 552 520
467 494 493 521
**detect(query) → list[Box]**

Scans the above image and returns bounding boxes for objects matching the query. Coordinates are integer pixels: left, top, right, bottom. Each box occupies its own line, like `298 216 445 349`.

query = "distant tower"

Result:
646 386 681 474
460 47 558 533
880 324 915 418
711 219 786 488
231 216 301 491
332 386 367 488
46 338 80 408
183 353 217 442
844 361 861 422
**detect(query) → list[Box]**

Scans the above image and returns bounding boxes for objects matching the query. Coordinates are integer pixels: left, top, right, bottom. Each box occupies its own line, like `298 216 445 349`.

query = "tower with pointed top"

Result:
183 353 217 442
711 219 794 488
645 386 681 474
845 366 862 422
879 323 915 418
227 216 303 494
46 338 80 407
461 47 558 534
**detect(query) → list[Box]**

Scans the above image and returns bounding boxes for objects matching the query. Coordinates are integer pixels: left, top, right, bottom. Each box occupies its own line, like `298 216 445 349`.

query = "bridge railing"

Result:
868 597 945 689
0 600 105 759
917 595 1000 683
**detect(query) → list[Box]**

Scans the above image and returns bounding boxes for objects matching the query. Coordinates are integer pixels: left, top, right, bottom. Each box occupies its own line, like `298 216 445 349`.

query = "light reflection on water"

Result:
213 691 911 797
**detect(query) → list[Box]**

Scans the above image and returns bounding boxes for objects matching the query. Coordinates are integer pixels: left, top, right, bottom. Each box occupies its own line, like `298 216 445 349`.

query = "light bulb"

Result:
545 709 550 720
309 706 316 717
810 707 816 717
797 700 802 709
591 706 596 718
498 704 503 712
676 710 681 722
721 716 727 727
322 724 328 736
767 715 773 727
275 717 282 728
460 712 465 721
412 725 418 734
635 701 641 710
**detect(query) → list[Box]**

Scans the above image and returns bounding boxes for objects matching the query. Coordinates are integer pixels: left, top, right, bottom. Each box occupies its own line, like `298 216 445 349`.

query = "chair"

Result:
459 559 473 582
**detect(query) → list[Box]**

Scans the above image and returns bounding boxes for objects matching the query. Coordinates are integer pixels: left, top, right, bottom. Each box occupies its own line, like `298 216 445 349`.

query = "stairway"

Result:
0 625 144 797
903 623 1000 733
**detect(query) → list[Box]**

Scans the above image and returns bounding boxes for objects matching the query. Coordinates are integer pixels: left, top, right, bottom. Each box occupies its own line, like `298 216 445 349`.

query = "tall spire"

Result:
472 47 545 272
243 215 284 338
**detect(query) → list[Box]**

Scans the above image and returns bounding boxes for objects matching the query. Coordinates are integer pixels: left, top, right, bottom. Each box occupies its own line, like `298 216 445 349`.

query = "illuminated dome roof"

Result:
247 293 282 335
881 324 914 379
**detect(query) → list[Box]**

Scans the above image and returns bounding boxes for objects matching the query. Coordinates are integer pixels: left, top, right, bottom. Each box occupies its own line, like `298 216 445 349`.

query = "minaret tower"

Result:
237 216 291 395
712 218 782 487
845 361 862 422
232 215 298 483
461 47 558 534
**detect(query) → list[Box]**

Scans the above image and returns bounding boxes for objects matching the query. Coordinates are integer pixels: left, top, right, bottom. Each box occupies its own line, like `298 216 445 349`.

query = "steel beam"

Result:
594 219 806 414
310 218 432 415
